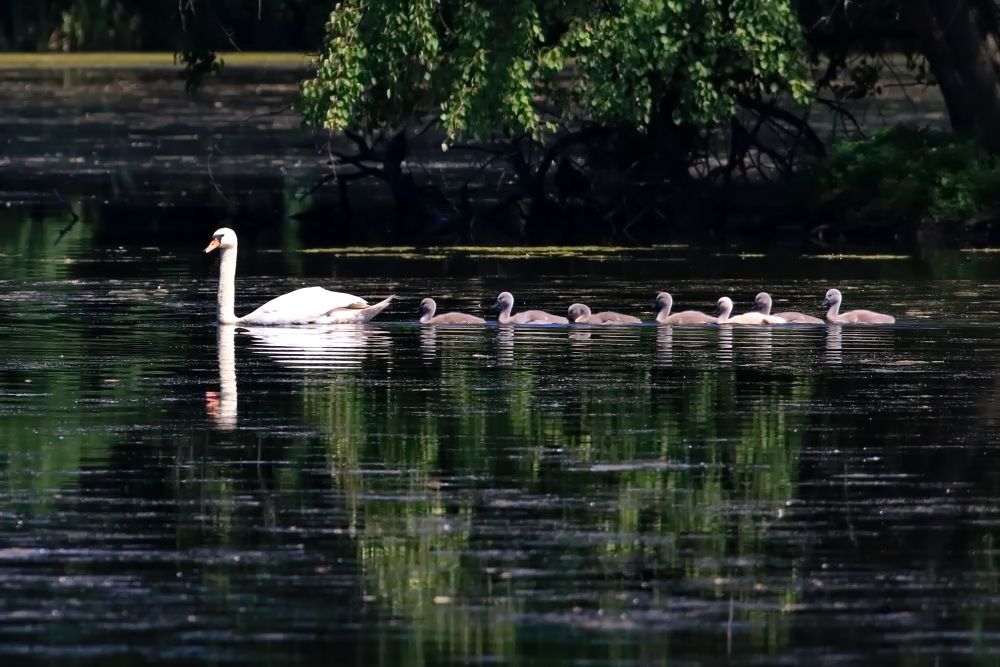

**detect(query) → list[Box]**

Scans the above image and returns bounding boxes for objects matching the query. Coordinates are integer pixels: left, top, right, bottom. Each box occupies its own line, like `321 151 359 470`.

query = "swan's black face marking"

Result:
754 293 771 313
567 304 590 321
205 228 236 253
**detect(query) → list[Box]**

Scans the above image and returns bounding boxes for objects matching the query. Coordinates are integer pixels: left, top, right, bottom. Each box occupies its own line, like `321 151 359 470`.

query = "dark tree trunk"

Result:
902 0 1000 151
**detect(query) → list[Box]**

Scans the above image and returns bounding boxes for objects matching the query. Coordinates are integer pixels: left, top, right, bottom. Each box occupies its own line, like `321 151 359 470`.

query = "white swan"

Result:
204 227 393 325
754 292 824 324
715 296 785 324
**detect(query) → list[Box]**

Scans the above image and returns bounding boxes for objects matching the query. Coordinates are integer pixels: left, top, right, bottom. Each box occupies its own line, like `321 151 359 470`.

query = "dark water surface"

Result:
2 67 999 665
3 218 1000 666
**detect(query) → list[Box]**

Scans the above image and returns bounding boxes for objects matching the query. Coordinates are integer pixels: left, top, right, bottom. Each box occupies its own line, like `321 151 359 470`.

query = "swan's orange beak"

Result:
204 238 221 253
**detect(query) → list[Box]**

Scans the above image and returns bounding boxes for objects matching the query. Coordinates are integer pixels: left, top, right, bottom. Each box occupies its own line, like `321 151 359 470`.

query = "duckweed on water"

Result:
811 254 911 260
298 246 684 260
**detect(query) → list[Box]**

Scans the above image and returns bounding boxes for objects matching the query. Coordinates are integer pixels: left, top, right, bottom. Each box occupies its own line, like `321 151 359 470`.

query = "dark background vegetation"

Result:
0 0 335 52
4 1 1000 248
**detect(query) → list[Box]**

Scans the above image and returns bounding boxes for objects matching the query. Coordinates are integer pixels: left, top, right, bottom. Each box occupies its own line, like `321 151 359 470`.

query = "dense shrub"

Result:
811 126 1000 227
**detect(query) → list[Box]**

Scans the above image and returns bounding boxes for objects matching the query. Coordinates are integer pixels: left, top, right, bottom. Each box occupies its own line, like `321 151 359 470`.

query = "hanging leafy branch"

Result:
296 0 814 141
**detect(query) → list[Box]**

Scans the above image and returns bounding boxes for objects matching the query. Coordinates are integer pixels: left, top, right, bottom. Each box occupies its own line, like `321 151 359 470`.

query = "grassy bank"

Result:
0 52 310 69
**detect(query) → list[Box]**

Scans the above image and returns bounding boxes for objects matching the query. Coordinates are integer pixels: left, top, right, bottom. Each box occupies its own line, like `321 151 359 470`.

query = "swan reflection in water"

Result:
207 324 392 429
207 325 238 429
242 324 390 369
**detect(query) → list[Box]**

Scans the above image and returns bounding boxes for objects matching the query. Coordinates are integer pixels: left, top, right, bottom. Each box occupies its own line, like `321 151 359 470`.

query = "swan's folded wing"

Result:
241 287 369 325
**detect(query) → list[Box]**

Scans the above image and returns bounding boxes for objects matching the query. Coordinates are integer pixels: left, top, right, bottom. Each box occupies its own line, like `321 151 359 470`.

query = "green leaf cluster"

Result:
296 0 813 140
813 126 1000 226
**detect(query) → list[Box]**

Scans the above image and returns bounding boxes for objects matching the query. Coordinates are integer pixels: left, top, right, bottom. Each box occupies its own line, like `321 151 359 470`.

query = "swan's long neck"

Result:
656 296 673 323
216 245 240 325
717 301 733 323
825 299 841 322
213 325 237 429
419 302 436 324
497 298 513 323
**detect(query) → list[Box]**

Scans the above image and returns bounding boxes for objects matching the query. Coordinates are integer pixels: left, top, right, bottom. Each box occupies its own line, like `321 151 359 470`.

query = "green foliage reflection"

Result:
297 328 807 661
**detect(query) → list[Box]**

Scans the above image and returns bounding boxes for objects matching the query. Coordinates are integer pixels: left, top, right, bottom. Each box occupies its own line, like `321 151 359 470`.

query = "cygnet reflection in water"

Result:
420 324 488 361
824 321 896 365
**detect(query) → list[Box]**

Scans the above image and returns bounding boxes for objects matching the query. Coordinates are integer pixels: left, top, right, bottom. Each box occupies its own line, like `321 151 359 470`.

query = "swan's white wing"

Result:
728 312 785 324
240 286 369 325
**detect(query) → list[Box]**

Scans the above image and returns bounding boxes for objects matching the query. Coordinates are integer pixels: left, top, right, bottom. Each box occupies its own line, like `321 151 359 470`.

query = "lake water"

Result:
3 215 1000 666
